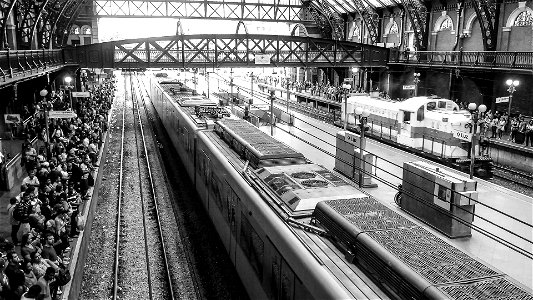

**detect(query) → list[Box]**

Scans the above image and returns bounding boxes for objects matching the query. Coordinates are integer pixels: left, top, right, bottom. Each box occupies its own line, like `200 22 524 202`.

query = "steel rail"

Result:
135 73 203 299
131 73 176 300
112 73 127 299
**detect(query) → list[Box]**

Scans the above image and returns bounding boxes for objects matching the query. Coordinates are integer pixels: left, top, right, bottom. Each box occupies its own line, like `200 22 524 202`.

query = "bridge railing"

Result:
389 49 533 71
65 34 389 69
0 49 65 82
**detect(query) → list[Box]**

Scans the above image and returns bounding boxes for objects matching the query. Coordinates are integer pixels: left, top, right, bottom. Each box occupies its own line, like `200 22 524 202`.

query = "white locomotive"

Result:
341 94 476 159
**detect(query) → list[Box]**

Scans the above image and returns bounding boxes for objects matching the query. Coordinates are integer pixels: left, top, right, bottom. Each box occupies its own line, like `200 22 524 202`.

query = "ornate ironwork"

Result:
471 0 498 51
399 0 428 51
0 0 16 49
63 34 389 69
302 0 344 40
93 0 312 23
349 0 380 44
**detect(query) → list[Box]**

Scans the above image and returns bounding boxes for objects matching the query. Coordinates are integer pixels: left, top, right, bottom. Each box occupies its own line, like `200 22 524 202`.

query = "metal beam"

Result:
349 0 380 44
399 0 428 50
1 0 17 49
471 0 498 51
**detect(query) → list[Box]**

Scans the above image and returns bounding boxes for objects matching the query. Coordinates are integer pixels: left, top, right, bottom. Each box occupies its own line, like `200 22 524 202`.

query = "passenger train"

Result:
341 94 476 159
146 73 532 300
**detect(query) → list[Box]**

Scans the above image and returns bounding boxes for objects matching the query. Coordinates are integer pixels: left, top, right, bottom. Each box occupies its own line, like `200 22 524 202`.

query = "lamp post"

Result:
40 89 50 158
466 102 487 179
286 77 291 113
64 76 73 110
506 79 519 117
354 107 370 188
230 68 234 112
206 72 210 98
269 89 276 136
343 83 352 130
250 72 254 101
413 72 421 97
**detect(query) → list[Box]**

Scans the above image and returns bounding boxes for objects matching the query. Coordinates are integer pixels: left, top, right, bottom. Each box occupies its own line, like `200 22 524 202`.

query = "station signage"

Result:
403 85 416 90
254 54 271 65
452 129 472 142
344 131 366 148
72 92 91 98
343 78 354 82
4 114 21 124
48 111 78 119
495 96 509 103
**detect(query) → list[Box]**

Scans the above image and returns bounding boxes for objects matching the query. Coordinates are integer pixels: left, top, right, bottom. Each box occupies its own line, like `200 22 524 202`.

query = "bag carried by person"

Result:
76 215 86 231
55 264 71 286
88 173 95 187
13 203 30 222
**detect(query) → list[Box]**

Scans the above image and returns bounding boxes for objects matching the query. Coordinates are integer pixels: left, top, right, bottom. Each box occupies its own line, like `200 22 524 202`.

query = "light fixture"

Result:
39 89 48 97
65 76 72 84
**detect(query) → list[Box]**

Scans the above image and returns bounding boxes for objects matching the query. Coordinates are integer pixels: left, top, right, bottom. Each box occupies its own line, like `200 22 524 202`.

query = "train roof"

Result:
255 164 367 215
348 95 460 113
160 82 218 107
215 119 307 168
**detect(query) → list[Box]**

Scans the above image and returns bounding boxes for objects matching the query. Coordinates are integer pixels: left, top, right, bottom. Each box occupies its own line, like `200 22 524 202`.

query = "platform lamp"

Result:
506 79 519 117
230 68 234 113
269 89 276 136
466 103 487 179
343 83 352 130
40 89 50 157
354 107 371 188
64 76 73 111
413 72 421 97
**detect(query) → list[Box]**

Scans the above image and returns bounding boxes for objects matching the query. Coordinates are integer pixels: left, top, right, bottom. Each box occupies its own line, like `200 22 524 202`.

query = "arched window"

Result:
389 21 399 34
352 25 361 41
81 25 92 35
513 10 533 26
70 25 80 35
439 17 453 31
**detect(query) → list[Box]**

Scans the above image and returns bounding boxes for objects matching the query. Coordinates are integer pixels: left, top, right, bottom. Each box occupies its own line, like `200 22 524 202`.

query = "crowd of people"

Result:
257 76 366 103
479 111 533 147
1 78 114 300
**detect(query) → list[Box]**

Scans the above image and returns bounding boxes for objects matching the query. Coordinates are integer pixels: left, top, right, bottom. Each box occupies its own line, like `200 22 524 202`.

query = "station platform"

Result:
258 108 533 291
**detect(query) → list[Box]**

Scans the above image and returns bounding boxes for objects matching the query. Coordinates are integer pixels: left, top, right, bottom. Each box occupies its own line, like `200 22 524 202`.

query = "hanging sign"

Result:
48 111 78 119
495 96 509 103
72 92 91 97
403 85 416 90
4 114 21 124
254 54 271 65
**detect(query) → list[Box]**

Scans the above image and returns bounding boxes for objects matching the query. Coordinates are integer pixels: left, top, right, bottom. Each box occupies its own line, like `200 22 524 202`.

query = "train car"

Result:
147 74 532 300
148 74 389 299
341 94 474 159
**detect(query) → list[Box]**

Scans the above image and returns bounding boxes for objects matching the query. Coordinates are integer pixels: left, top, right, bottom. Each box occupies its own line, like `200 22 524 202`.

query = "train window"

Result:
280 258 295 300
427 102 436 111
417 106 424 121
438 101 447 109
211 173 224 212
403 111 411 123
239 213 264 280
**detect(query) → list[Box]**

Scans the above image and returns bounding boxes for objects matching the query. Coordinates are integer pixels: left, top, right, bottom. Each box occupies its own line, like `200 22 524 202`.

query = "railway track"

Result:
111 73 174 299
492 164 533 194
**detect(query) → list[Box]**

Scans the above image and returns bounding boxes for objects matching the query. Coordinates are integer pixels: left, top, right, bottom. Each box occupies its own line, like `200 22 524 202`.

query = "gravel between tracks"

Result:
79 78 125 300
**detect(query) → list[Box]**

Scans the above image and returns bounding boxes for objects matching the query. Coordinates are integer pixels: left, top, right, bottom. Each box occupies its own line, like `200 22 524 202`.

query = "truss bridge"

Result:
64 34 389 69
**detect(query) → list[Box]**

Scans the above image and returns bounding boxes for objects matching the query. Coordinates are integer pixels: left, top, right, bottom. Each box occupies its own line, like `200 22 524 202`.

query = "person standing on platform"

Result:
497 116 507 139
490 117 499 138
509 117 519 142
518 116 528 144
525 120 533 147
7 197 20 245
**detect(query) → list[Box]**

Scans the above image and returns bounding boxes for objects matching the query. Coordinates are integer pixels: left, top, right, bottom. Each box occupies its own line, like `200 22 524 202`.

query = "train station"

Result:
0 0 532 299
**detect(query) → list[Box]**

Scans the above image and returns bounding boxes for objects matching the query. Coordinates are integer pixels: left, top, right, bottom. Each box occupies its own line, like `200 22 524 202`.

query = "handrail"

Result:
0 49 67 82
389 49 533 71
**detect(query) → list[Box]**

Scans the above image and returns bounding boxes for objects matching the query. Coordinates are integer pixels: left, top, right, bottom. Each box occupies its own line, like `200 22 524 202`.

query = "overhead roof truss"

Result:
94 0 312 23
